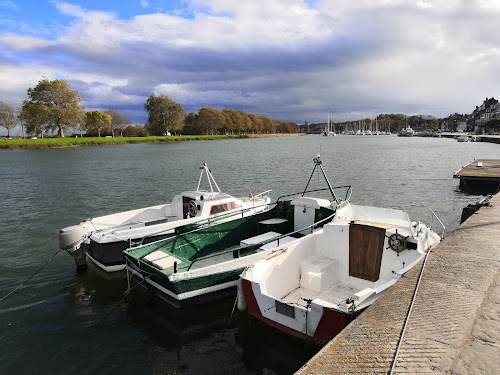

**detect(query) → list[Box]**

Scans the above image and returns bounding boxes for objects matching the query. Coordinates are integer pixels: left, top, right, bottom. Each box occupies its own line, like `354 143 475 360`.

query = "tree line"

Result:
0 78 298 138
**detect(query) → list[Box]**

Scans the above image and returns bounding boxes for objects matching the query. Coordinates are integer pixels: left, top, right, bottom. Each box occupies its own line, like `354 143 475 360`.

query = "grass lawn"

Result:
0 135 247 150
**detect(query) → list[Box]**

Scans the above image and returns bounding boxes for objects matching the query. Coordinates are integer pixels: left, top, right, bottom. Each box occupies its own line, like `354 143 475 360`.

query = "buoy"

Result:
236 279 247 312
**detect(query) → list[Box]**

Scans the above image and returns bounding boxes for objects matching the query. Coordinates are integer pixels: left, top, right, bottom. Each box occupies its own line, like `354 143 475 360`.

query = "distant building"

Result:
439 113 468 132
472 97 499 133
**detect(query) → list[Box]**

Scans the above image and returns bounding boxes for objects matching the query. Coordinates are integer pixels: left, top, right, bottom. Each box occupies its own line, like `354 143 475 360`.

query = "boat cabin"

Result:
177 191 243 219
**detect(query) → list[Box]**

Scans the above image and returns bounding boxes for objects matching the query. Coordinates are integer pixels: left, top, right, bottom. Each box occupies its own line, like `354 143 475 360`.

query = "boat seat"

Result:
258 218 288 225
240 231 295 251
144 250 182 270
300 256 338 293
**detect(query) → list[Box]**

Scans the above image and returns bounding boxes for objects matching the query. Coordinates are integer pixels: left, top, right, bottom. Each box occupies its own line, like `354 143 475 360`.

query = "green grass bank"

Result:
0 134 253 150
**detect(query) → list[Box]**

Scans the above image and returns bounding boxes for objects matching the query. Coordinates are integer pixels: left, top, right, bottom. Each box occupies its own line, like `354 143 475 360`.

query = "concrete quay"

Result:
297 194 500 374
420 132 500 144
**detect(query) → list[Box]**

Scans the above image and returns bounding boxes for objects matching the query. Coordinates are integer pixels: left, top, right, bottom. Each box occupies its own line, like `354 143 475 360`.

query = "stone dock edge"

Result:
297 193 500 374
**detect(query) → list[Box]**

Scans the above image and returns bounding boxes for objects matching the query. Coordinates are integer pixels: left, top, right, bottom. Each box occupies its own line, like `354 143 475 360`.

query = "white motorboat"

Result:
398 116 415 137
398 127 415 137
59 163 271 272
239 202 443 345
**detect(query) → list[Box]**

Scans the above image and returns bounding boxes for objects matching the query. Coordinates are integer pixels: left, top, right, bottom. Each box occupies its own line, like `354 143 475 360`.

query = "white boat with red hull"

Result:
239 202 444 345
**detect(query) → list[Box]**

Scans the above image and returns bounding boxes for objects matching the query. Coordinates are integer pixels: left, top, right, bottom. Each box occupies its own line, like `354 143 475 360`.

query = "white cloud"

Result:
0 0 499 123
140 0 148 7
0 1 17 10
0 33 53 50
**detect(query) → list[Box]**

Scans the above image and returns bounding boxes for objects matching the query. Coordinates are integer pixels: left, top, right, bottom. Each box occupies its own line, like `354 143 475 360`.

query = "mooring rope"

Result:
0 248 63 303
213 291 239 344
389 248 433 374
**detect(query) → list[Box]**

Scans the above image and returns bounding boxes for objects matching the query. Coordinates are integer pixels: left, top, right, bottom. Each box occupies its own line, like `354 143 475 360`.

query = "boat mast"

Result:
302 155 340 204
197 163 221 197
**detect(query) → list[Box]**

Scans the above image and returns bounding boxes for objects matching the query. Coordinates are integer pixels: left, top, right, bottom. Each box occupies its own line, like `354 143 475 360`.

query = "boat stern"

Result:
59 223 91 272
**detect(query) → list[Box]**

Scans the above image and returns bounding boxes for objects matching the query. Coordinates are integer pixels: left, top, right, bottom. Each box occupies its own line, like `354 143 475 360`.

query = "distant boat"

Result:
398 116 414 137
373 118 380 135
399 127 415 137
322 111 337 136
59 163 271 272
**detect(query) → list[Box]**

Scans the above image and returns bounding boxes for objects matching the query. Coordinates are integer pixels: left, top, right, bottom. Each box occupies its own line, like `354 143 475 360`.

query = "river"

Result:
0 135 498 374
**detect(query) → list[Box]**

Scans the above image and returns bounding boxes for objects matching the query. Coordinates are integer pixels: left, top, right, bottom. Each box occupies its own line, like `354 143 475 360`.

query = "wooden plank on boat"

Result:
354 220 395 229
144 251 182 269
349 223 385 282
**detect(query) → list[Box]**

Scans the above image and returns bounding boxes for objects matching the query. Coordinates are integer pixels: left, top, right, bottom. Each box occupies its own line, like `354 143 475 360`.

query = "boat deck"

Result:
282 283 358 308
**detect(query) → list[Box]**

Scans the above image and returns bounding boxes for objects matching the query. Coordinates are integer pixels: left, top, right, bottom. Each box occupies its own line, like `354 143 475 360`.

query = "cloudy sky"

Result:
0 0 499 125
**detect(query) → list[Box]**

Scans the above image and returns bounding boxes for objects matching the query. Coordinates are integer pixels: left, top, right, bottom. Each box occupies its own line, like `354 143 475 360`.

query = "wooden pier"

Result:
454 159 500 191
297 193 500 374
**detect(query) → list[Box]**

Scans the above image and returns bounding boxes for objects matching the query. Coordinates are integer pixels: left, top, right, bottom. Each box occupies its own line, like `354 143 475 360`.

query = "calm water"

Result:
0 136 498 374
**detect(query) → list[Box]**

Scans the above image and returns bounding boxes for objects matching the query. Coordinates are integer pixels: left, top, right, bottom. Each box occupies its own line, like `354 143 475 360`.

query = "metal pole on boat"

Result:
207 168 221 194
302 155 340 204
197 163 205 191
198 163 222 198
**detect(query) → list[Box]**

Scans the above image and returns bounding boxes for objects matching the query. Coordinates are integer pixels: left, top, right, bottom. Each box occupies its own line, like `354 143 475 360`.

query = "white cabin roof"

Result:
290 197 331 209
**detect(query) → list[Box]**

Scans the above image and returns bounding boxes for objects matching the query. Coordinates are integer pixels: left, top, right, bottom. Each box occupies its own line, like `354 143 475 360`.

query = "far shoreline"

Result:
0 133 304 150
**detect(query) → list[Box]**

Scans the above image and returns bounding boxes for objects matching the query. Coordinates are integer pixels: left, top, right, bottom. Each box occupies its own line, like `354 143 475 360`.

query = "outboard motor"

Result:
59 224 88 272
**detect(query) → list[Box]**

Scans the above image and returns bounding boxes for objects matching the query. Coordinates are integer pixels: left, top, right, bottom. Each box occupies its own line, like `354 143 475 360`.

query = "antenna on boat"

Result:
302 154 340 204
197 163 221 197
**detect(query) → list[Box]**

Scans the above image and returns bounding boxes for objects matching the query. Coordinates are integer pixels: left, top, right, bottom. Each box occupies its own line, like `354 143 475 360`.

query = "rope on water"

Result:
213 291 239 344
0 248 63 303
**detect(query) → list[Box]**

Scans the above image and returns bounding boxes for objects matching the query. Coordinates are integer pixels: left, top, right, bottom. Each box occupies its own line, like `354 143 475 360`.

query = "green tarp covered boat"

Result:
124 155 351 307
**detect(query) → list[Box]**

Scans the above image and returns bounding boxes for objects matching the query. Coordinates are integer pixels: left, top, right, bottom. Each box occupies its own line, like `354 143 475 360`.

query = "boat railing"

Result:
244 189 272 208
253 189 272 199
397 204 446 239
130 200 273 248
275 185 352 205
184 210 338 271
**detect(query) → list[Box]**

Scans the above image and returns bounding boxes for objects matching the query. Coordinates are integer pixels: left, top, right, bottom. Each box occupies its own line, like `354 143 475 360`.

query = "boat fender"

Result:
236 279 247 312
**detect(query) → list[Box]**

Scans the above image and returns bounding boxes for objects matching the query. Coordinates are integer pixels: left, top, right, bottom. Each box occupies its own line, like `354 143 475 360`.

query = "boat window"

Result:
209 201 242 216
210 203 229 215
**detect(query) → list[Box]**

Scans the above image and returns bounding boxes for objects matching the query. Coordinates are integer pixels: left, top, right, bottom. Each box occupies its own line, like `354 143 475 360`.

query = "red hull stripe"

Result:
241 279 353 346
